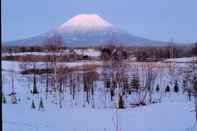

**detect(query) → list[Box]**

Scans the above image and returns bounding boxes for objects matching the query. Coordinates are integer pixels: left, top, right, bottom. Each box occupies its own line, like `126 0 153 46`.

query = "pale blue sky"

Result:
2 0 197 43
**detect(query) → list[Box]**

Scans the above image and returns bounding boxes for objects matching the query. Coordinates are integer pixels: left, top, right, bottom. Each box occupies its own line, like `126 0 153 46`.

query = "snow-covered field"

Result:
3 99 196 131
2 57 197 131
164 57 197 63
2 49 101 58
2 60 102 72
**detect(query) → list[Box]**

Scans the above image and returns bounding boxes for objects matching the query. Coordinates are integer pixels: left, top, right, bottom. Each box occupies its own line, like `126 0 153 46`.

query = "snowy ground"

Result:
2 57 197 131
2 60 102 72
3 99 196 131
2 49 101 58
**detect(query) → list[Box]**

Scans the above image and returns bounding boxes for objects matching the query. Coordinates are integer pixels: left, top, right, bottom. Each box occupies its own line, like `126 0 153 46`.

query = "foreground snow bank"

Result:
2 101 196 131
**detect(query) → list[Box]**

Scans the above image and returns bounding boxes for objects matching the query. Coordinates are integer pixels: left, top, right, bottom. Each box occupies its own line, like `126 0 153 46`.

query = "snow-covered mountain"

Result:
3 14 167 47
57 14 114 31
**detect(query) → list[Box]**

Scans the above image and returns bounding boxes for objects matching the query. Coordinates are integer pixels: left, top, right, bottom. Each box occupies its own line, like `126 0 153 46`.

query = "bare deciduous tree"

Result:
43 35 65 107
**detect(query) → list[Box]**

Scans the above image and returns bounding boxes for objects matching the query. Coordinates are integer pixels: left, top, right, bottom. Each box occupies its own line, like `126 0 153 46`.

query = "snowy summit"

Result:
57 14 114 31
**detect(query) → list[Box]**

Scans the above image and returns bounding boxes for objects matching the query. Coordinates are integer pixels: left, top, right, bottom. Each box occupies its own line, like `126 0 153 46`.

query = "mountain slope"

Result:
3 14 167 47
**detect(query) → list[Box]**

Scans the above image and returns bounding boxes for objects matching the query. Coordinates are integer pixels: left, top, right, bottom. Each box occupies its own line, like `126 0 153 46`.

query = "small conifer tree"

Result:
31 100 36 109
165 85 170 92
156 85 160 92
32 73 38 94
110 89 115 101
2 94 6 104
174 81 179 93
118 95 124 109
38 99 44 110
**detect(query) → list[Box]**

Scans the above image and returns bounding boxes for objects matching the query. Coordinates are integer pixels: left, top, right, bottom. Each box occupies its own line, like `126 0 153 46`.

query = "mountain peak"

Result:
57 14 114 31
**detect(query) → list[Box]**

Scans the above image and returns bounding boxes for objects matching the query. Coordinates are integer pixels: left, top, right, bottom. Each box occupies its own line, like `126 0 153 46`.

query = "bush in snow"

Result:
27 97 31 100
11 94 17 104
165 85 170 92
